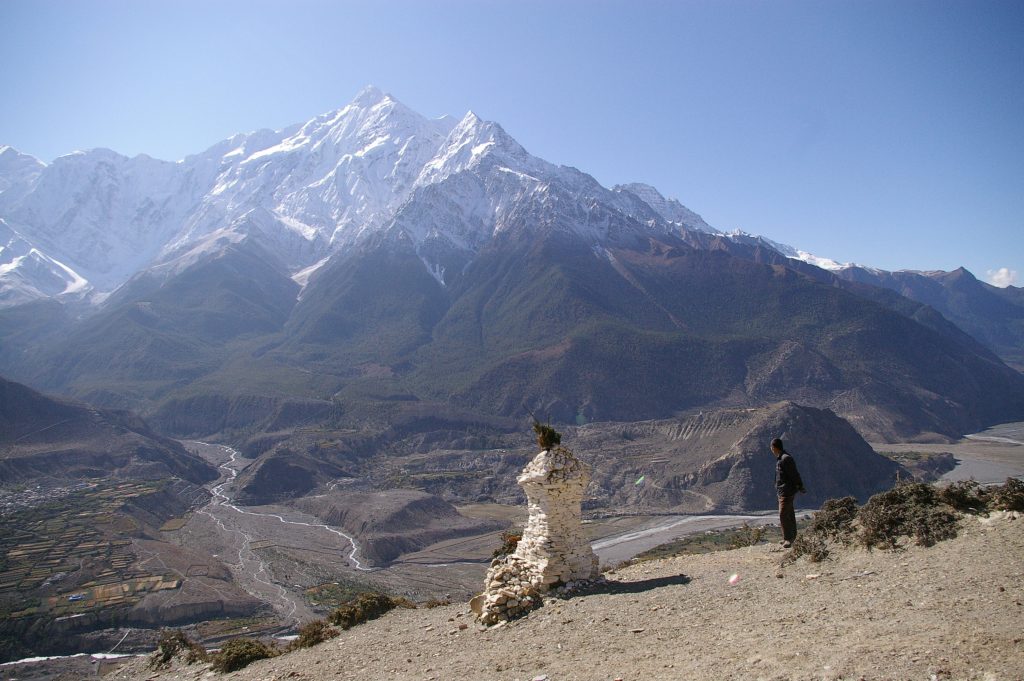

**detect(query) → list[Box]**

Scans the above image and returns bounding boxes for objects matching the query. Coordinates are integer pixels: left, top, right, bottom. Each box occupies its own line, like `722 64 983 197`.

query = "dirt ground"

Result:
112 511 1024 681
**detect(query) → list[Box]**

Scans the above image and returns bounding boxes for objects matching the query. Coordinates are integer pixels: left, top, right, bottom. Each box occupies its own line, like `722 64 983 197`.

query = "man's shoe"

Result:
782 540 793 549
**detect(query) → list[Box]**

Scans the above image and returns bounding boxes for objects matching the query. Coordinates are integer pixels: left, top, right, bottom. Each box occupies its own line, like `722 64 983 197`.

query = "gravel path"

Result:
115 511 1024 681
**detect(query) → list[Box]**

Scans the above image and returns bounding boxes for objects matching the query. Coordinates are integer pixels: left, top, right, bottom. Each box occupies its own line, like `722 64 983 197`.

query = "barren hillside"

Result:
115 512 1023 681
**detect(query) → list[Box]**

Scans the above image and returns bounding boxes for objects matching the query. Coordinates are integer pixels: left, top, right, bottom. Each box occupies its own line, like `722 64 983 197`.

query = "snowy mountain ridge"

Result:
0 86 847 307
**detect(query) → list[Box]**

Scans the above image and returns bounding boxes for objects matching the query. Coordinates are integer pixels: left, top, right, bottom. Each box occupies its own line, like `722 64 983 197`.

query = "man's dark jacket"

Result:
775 452 805 498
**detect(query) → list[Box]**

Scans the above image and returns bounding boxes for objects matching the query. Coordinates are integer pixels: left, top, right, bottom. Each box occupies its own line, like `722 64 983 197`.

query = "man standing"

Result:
771 437 805 548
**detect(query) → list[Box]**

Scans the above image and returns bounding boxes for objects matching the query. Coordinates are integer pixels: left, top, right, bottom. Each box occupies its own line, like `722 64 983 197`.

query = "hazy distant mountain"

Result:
0 375 216 484
835 266 1024 371
1 87 1022 443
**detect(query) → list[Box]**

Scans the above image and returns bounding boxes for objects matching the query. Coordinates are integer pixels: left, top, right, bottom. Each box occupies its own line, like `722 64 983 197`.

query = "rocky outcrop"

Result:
232 448 331 505
127 578 267 627
682 402 904 511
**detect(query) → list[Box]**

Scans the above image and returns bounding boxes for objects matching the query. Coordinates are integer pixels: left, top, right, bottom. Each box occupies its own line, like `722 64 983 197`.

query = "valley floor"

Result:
877 423 1024 485
115 511 1023 681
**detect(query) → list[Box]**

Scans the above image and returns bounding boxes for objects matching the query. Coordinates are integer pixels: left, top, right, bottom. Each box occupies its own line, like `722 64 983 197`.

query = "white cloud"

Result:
986 267 1019 288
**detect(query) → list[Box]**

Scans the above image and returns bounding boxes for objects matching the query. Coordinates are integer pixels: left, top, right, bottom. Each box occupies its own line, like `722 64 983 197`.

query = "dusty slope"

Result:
117 513 1023 681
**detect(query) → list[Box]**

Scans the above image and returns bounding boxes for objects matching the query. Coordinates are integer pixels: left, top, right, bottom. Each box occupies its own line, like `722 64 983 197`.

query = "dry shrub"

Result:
858 482 958 549
988 477 1024 512
786 532 829 563
937 480 988 513
149 629 207 669
287 619 338 650
327 592 406 630
423 597 451 608
909 506 959 547
810 496 858 543
210 637 278 673
492 531 522 559
785 480 998 564
729 523 766 548
533 421 561 449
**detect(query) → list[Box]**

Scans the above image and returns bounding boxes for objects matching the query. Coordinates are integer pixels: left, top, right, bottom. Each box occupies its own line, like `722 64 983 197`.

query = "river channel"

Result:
187 442 371 625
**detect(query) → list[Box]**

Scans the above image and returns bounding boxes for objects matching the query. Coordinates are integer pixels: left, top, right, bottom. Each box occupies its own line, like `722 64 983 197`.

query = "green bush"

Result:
149 629 207 669
810 496 858 543
532 421 561 449
858 482 958 549
327 592 408 630
287 619 338 650
210 637 279 673
988 477 1024 512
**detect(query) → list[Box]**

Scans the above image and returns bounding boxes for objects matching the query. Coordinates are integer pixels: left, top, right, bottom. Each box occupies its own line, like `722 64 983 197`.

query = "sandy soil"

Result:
113 512 1024 681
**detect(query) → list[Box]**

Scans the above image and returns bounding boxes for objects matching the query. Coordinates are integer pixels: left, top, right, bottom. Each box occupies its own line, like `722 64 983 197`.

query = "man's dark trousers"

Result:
779 494 797 542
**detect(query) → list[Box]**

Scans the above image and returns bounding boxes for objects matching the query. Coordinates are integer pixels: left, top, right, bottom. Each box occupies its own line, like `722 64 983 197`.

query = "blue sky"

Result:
2 0 1022 285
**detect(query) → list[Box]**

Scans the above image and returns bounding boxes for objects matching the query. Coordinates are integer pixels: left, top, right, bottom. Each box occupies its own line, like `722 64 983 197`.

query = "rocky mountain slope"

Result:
838 265 1024 371
0 375 217 484
112 511 1024 681
1 88 1022 445
598 402 903 512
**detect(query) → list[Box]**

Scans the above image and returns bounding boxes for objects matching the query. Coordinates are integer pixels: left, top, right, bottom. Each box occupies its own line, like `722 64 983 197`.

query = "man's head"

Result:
770 437 785 457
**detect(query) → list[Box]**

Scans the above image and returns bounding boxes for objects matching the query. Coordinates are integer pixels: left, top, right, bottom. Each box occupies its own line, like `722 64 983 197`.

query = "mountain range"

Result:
1 86 1022 444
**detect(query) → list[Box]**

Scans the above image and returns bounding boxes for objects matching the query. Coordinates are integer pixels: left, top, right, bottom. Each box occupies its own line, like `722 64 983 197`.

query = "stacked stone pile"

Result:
472 444 600 625
474 555 543 623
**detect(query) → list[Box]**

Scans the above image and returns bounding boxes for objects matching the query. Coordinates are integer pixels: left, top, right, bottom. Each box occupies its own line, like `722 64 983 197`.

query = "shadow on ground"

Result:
588 573 691 595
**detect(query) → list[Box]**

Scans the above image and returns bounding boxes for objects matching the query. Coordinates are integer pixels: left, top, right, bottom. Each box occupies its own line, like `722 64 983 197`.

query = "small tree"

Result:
533 421 561 449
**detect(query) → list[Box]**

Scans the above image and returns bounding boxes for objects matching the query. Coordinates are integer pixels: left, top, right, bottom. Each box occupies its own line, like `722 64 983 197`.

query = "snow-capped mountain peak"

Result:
415 110 537 187
725 230 852 271
614 182 718 235
0 146 45 202
350 84 388 108
1 86 848 308
157 88 461 266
